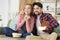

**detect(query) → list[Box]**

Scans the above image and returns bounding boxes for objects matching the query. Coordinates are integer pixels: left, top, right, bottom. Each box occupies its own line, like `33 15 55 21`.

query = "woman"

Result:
16 4 35 38
3 4 35 38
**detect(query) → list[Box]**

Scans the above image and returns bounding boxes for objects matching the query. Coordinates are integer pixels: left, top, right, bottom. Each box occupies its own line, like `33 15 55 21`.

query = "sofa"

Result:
0 27 4 34
0 16 60 40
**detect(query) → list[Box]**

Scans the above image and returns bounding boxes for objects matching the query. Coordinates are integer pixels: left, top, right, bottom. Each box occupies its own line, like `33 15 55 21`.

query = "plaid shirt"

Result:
34 13 59 33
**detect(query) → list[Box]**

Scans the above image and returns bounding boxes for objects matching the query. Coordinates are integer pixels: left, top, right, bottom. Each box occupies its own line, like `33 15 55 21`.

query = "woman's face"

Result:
24 5 32 15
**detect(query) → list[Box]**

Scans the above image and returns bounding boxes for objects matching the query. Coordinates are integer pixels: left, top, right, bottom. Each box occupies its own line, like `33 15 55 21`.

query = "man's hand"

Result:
43 28 51 33
41 21 50 26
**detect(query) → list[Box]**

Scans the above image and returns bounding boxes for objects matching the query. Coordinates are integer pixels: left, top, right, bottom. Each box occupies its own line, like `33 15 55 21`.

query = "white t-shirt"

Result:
36 16 47 35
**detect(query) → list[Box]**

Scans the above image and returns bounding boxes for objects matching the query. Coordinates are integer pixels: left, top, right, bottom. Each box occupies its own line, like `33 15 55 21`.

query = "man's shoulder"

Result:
42 13 52 16
43 13 51 15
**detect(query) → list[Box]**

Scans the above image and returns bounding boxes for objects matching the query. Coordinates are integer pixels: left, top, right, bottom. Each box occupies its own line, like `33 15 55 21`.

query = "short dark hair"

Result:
33 2 43 8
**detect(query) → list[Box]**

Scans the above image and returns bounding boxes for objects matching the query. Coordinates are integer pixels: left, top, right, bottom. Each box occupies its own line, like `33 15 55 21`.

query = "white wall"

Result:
9 0 19 19
36 0 56 16
0 0 9 27
0 0 8 13
0 0 19 27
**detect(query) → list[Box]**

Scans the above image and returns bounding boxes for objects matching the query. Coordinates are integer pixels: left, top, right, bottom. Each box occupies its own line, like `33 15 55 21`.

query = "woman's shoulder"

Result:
18 10 25 15
18 12 25 17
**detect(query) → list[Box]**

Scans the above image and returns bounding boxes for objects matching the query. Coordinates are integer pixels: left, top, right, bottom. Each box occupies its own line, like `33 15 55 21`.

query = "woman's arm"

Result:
26 17 34 33
44 14 59 33
16 13 25 31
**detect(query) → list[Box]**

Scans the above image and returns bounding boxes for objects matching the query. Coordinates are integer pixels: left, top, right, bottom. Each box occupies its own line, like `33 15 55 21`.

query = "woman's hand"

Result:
19 10 24 15
16 27 20 31
24 15 30 21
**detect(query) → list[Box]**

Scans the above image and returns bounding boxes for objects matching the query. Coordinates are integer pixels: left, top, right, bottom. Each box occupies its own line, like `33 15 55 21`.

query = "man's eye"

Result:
36 8 39 9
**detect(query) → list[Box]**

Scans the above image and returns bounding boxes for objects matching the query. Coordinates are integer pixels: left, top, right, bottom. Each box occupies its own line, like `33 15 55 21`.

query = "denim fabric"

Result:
21 33 31 38
3 27 18 37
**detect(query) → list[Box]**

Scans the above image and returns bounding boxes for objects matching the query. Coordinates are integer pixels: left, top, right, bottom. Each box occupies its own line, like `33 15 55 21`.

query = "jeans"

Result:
3 27 31 38
21 33 31 38
3 27 18 37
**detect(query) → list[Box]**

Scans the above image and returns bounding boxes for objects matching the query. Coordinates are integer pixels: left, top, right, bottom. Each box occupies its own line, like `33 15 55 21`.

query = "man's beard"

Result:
35 12 41 16
34 13 41 17
37 13 40 15
34 12 41 16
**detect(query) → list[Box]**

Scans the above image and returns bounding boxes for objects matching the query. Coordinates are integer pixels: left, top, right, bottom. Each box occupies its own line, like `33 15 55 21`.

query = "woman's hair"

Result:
25 4 33 11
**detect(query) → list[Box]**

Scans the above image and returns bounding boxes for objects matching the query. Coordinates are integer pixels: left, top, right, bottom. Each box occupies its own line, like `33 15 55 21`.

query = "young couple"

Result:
4 2 59 38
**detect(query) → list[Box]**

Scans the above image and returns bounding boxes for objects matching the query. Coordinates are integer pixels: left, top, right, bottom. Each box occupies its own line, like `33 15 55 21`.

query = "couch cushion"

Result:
54 24 60 33
0 27 4 34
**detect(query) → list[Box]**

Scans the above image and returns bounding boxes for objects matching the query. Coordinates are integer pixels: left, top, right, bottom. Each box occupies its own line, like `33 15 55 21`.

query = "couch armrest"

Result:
0 27 4 34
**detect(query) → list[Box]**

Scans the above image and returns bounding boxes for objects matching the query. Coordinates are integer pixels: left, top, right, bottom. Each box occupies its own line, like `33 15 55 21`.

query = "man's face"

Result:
33 5 42 15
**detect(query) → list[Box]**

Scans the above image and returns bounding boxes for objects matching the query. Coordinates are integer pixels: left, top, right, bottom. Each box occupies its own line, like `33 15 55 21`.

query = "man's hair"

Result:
33 2 43 8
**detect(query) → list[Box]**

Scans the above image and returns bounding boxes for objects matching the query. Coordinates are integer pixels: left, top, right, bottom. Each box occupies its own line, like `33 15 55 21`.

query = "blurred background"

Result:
0 0 60 27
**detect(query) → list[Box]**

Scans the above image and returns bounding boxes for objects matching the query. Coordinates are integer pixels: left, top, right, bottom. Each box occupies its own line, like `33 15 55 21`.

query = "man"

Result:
32 2 59 36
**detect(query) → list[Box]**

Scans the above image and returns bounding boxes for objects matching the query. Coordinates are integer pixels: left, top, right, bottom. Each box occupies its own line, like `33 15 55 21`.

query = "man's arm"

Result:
44 14 59 33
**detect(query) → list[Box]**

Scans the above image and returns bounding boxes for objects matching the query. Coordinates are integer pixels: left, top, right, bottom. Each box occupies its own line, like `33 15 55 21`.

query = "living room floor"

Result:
0 35 25 40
